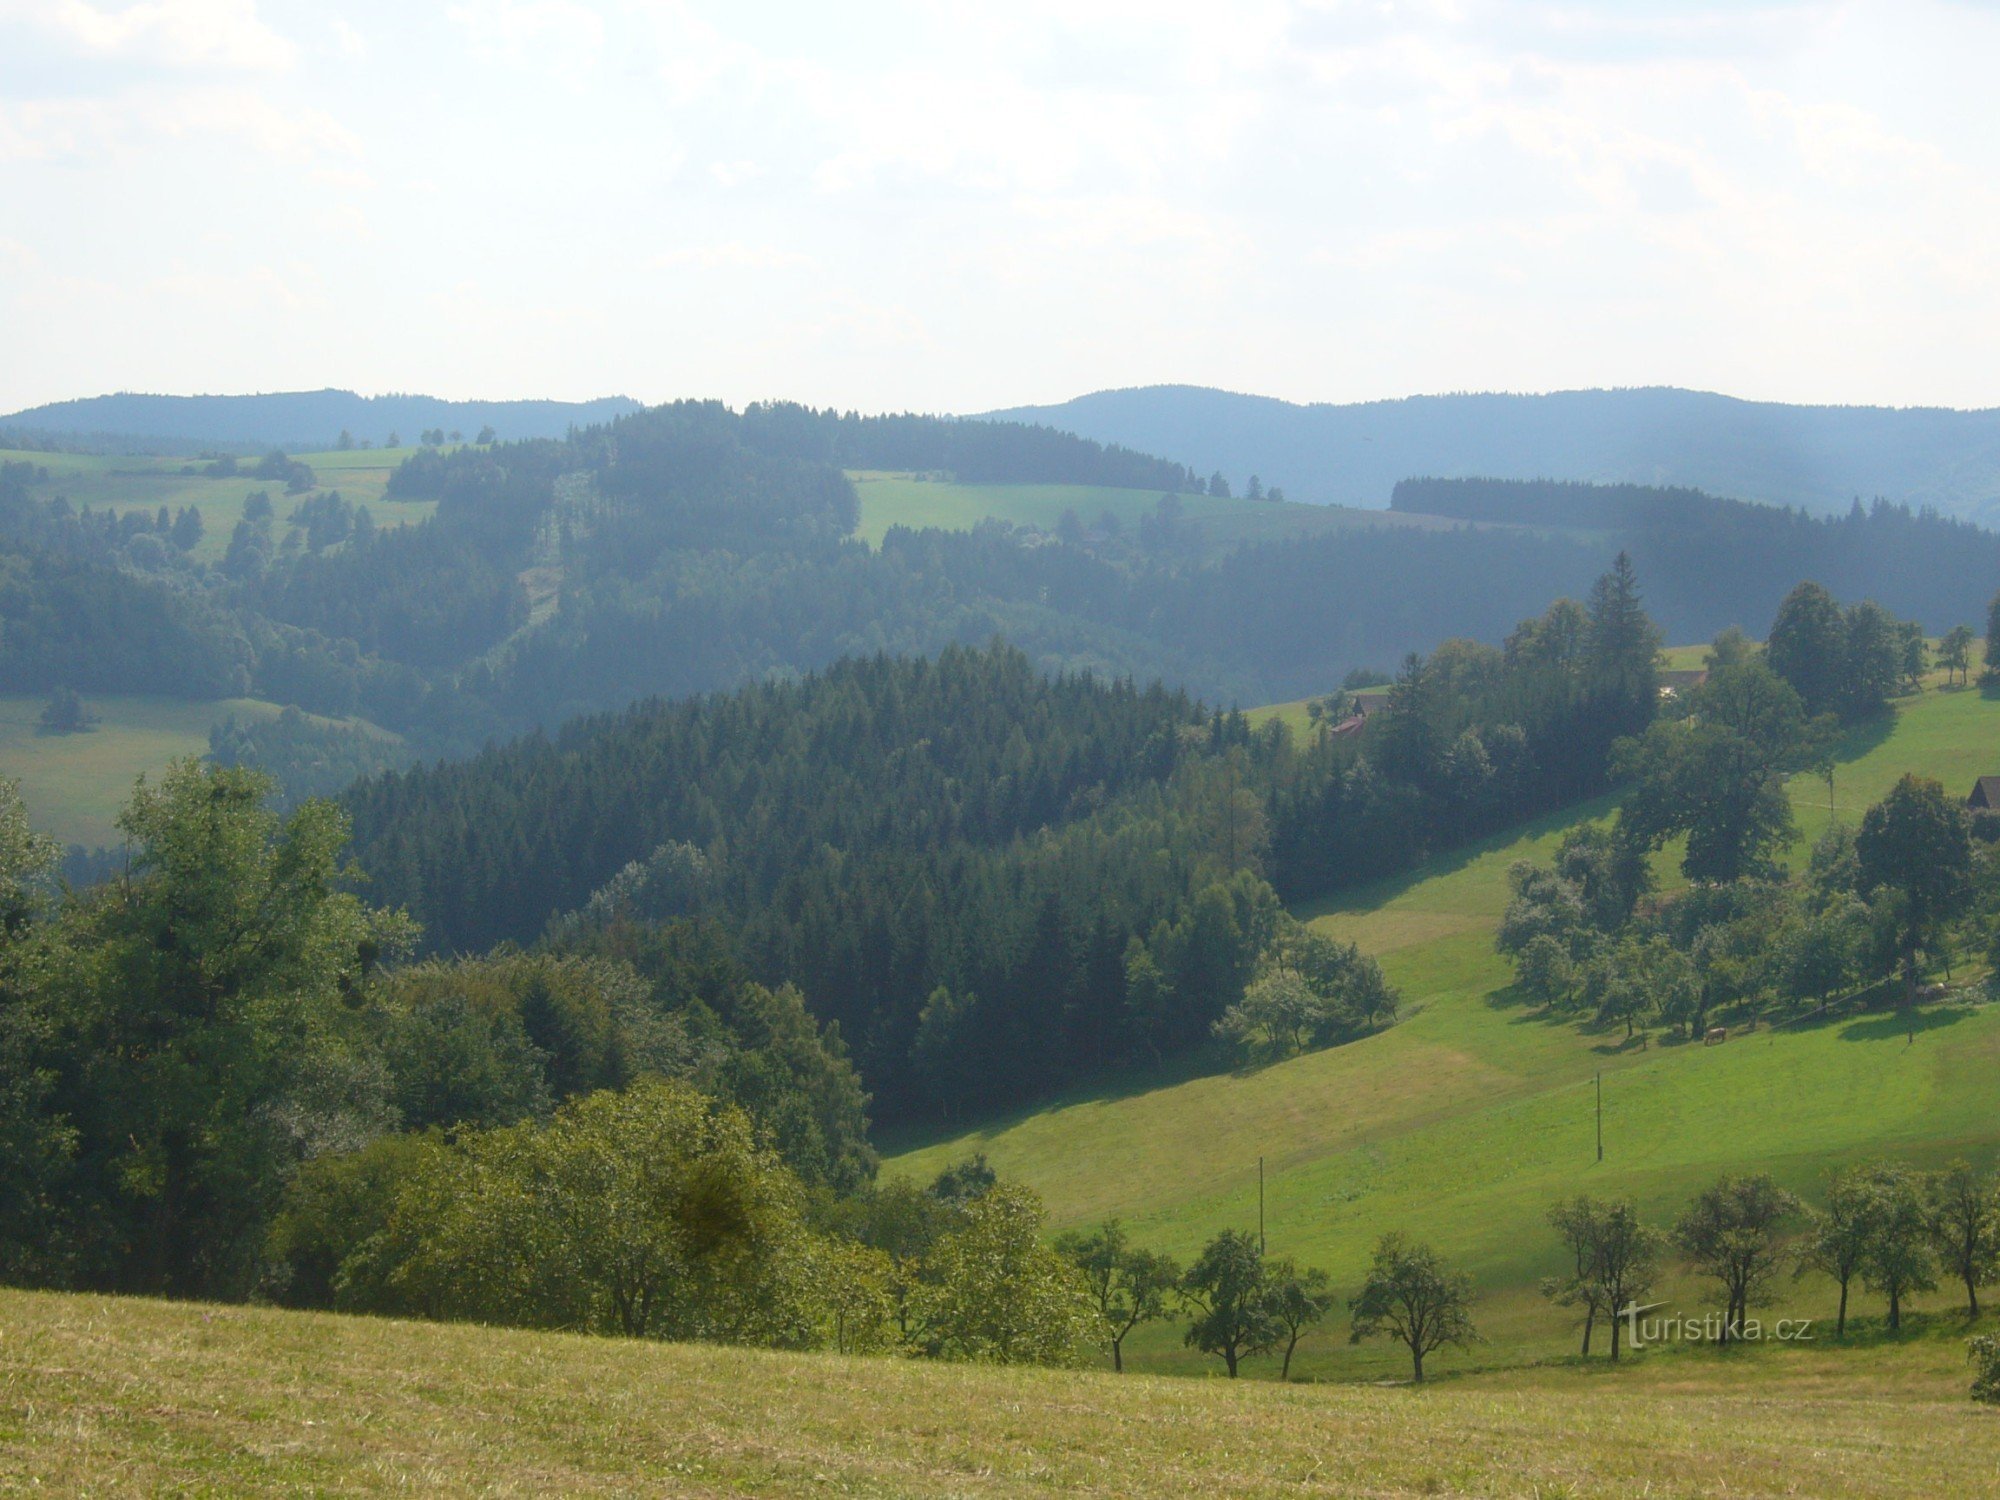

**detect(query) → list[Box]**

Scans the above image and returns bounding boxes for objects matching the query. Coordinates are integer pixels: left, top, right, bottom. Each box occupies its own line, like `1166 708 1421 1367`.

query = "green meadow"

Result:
889 667 2000 1381
1 447 437 562
848 472 1447 550
0 695 392 847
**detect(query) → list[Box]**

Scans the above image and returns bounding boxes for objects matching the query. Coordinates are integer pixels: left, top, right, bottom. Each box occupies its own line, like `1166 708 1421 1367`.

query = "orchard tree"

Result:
1796 1164 1882 1338
1543 1196 1660 1359
1674 1175 1799 1343
1263 1257 1337 1380
911 1184 1099 1365
1055 1218 1180 1372
1984 589 2000 687
1940 625 1975 686
1180 1229 1278 1377
1348 1233 1477 1382
1860 1162 1935 1331
1926 1161 2000 1319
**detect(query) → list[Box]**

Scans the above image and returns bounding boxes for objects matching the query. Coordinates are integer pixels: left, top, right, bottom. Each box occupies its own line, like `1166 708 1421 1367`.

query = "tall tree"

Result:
1765 581 1848 718
1613 660 1808 883
44 761 412 1297
1856 774 1974 1015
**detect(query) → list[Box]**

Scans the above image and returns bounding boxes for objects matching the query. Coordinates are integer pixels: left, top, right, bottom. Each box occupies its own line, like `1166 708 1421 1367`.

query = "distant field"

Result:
848 473 1449 550
0 695 389 847
1 447 438 562
1 1288 1991 1498
891 670 2000 1381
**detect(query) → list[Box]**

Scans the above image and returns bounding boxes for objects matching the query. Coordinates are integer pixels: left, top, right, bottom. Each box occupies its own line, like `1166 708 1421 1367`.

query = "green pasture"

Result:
1 447 437 562
0 694 390 847
847 472 1447 551
888 670 2000 1380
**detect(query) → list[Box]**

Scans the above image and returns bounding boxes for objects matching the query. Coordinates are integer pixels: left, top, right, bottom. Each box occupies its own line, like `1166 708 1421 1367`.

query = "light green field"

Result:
848 472 1448 551
1 447 437 562
1 1288 1991 1498
890 670 2000 1381
0 695 391 847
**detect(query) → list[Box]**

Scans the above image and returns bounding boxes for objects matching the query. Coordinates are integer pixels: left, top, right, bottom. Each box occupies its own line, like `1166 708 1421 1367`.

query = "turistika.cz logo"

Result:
1619 1302 1815 1349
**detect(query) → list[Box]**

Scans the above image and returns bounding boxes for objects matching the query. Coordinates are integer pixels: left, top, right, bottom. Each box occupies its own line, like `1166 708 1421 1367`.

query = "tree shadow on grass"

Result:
1836 1005 1975 1043
873 1043 1235 1156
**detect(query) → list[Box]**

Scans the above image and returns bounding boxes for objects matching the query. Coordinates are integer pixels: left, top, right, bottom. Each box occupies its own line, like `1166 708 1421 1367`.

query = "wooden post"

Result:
1258 1156 1266 1254
1596 1072 1603 1163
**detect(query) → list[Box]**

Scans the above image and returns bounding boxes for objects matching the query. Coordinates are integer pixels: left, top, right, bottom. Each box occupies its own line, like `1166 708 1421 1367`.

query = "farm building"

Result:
1327 693 1392 738
1968 775 2000 810
1659 668 1709 698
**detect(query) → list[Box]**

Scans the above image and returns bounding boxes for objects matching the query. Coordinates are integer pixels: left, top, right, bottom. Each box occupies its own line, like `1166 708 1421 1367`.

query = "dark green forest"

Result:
344 554 1664 1120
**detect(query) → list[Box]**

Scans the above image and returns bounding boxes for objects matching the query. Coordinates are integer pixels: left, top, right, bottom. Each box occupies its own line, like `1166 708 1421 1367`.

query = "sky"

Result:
3 0 1999 416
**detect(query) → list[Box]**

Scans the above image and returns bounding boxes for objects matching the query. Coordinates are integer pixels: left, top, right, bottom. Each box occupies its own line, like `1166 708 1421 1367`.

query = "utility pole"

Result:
1258 1156 1266 1254
1596 1072 1603 1163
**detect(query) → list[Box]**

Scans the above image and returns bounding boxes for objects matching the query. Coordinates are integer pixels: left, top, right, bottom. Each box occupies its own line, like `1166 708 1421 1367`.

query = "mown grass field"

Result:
890 666 2000 1382
1 447 437 562
0 695 392 847
848 472 1448 551
1 1288 1992 1498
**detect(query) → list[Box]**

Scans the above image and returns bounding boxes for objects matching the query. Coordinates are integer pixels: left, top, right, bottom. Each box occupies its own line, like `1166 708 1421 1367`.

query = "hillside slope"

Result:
887 675 2000 1379
985 385 2000 521
1 1289 1990 1498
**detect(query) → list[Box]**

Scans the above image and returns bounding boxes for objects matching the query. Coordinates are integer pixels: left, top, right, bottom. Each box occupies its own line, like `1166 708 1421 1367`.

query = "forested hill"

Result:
344 547 1670 1120
0 389 644 453
985 385 2000 522
1391 477 2000 638
9 400 2000 813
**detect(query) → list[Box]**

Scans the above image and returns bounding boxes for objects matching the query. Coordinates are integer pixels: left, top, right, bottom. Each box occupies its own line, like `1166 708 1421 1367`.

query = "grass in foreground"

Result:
1 1289 1993 1498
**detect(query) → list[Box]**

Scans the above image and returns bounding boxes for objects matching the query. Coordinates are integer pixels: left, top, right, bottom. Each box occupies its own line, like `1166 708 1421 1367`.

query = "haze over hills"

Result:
0 390 644 453
985 385 2000 523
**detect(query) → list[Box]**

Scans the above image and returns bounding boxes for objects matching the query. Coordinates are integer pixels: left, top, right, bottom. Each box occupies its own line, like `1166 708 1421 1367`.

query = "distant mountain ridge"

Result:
0 389 644 452
983 385 2000 523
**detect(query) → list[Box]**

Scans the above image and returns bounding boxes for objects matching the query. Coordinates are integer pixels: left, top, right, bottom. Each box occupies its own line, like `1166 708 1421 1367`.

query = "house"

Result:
1326 693 1391 737
1968 776 2000 811
1659 668 1709 699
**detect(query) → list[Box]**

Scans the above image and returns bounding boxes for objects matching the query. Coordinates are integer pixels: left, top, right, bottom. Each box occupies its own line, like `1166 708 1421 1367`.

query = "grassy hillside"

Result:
889 670 2000 1381
849 472 1447 550
1 447 437 562
2 1288 1991 1498
0 694 391 846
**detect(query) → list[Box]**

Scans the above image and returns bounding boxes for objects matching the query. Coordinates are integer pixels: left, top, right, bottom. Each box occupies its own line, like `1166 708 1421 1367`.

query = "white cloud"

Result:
447 0 606 81
653 241 814 272
2 0 296 71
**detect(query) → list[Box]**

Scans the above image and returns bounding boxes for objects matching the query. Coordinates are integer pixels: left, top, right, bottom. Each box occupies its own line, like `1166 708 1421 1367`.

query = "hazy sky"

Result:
4 0 1998 415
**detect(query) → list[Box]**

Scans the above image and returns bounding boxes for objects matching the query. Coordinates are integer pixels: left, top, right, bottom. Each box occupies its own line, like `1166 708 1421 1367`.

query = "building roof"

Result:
1969 775 2000 810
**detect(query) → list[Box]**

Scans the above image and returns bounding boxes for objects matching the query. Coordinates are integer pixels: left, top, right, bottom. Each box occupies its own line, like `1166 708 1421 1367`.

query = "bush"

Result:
1974 1334 2000 1404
